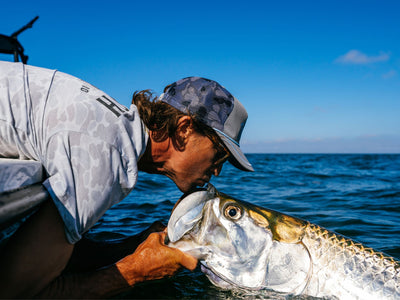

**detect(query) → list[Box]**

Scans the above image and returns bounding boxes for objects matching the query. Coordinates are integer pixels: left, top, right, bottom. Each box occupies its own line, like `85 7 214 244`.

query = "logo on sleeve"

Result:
96 95 128 117
81 85 90 93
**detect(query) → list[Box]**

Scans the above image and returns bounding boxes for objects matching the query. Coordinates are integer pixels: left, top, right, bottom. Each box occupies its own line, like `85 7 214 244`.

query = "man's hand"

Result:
34 231 197 298
0 202 196 298
65 221 167 273
116 231 198 286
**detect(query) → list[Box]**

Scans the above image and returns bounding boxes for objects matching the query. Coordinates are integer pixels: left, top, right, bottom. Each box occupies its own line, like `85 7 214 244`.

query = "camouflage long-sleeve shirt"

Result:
0 61 148 243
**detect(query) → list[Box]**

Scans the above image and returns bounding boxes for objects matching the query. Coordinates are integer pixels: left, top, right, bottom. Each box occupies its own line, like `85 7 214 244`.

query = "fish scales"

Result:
167 184 400 299
302 223 400 299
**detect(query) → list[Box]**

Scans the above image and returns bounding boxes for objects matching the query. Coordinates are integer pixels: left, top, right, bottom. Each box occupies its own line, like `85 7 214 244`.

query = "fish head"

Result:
167 184 310 291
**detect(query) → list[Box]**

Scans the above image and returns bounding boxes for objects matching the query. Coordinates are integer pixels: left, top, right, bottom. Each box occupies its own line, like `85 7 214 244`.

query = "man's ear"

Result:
173 116 194 151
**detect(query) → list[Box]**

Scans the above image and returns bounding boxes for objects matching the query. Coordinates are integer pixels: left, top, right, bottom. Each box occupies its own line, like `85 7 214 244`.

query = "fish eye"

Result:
224 204 242 221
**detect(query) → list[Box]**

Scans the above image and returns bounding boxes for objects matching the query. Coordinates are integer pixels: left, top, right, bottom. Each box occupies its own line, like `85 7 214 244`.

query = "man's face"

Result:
164 131 226 193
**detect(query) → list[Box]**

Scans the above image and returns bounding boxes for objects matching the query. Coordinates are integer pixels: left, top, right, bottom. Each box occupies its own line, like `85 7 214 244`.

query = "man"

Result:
0 61 253 298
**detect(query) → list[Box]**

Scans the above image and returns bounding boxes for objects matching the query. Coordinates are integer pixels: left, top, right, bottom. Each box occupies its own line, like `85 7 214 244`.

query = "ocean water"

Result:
88 154 400 299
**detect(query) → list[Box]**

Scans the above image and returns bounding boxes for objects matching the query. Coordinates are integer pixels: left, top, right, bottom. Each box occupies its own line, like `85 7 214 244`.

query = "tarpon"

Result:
167 184 400 300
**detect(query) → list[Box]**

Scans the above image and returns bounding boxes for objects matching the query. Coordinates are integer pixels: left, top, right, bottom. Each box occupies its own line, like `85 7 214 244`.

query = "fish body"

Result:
167 184 400 299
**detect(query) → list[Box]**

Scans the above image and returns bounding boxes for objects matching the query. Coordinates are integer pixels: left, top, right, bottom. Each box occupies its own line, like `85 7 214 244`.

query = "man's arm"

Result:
36 231 197 299
35 262 131 298
0 200 197 298
65 221 166 273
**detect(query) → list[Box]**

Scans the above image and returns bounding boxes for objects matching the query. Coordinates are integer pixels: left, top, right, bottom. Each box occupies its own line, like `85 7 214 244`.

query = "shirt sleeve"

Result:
42 131 137 244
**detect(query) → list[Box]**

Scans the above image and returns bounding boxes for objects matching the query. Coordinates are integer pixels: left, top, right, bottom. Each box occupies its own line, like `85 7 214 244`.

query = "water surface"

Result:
88 154 400 299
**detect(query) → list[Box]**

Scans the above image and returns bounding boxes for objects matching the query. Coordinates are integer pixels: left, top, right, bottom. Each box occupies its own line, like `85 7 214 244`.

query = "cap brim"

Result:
215 131 254 172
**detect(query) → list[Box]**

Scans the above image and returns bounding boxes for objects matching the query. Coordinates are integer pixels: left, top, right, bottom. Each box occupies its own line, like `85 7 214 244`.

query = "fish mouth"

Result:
200 262 262 291
200 262 235 290
168 184 218 243
171 186 209 213
200 262 270 293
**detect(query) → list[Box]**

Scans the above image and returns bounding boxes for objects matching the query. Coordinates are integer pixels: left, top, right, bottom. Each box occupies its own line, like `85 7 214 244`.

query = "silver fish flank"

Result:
167 184 400 300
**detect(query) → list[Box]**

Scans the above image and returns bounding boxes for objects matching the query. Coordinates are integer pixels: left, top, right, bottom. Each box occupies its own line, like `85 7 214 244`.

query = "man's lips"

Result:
171 180 209 211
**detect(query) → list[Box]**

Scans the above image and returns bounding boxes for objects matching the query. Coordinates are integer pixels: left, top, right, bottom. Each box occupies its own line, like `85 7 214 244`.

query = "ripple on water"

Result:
89 154 400 299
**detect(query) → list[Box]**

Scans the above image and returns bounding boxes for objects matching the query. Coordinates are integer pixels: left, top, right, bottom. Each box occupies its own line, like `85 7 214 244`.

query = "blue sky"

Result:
1 0 399 153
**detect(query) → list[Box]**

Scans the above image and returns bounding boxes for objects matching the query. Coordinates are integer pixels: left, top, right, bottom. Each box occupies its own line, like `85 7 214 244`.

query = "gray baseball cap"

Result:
159 77 254 172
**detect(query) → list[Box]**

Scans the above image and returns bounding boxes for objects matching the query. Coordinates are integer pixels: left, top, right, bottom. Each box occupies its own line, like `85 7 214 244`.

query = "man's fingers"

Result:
144 232 198 271
180 252 198 271
160 232 198 270
157 231 167 243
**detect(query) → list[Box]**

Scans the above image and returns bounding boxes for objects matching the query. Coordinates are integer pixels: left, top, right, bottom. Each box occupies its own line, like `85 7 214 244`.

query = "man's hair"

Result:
132 88 220 142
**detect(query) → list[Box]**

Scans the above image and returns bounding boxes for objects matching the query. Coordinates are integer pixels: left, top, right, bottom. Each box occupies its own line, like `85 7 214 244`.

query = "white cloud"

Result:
382 70 397 79
335 50 390 65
